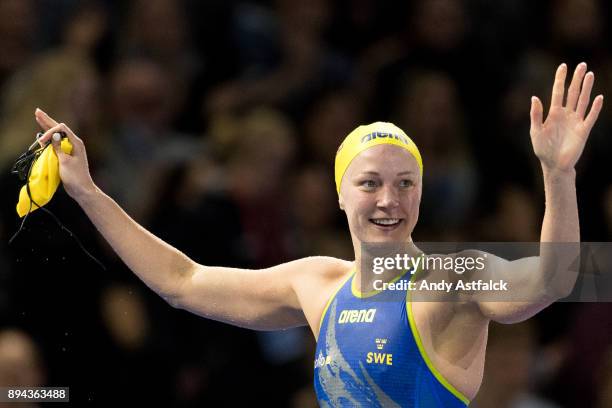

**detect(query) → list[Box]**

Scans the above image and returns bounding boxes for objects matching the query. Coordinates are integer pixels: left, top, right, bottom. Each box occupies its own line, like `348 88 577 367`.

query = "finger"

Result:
530 96 544 134
584 95 604 134
576 72 595 118
38 123 64 146
50 131 65 157
39 124 74 158
38 122 82 153
566 62 587 110
34 108 58 131
56 122 84 153
550 63 567 109
34 132 45 149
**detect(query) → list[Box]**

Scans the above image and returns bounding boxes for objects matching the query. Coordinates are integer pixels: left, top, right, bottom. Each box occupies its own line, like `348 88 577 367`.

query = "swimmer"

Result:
33 62 602 406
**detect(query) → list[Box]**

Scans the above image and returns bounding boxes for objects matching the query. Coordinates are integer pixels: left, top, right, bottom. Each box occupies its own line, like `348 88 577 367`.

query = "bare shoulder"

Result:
287 256 353 284
289 256 354 337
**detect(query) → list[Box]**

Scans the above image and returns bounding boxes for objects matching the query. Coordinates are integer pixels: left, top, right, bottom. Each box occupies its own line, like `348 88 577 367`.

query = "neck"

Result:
352 237 422 293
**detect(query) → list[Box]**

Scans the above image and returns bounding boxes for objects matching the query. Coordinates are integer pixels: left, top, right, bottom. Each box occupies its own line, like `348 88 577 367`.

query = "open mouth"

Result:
369 218 403 230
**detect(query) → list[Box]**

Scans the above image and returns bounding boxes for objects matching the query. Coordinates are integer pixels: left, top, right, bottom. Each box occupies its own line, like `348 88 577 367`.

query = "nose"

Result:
377 184 399 209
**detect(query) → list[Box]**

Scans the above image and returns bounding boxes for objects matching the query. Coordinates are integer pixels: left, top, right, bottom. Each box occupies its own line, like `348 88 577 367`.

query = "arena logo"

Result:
360 132 410 145
338 308 377 324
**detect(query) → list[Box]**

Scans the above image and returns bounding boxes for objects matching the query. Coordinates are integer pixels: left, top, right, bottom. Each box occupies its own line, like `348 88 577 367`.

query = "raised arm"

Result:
476 63 603 323
33 109 331 331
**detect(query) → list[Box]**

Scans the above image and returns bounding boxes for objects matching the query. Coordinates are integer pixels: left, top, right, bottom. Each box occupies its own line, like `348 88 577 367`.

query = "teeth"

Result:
371 219 400 226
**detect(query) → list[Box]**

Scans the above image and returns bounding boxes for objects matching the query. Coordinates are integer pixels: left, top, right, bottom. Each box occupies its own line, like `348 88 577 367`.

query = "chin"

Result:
366 229 409 243
352 222 411 244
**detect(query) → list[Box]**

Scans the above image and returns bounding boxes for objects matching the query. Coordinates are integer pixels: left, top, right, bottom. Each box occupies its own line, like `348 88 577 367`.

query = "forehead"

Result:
345 144 420 177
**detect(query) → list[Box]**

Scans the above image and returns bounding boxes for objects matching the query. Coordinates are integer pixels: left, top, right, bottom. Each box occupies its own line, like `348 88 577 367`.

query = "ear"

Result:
338 193 345 211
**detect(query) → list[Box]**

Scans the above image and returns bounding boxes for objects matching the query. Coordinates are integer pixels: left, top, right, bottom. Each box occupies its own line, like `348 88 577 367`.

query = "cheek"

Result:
410 193 421 210
349 206 367 225
346 194 370 212
345 198 373 225
403 190 422 217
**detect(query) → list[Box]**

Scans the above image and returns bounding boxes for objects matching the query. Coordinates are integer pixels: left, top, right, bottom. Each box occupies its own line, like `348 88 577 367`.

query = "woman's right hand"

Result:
34 108 97 202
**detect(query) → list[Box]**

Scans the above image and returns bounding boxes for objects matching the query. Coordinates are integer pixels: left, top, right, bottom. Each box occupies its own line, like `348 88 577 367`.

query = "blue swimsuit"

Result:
314 268 470 407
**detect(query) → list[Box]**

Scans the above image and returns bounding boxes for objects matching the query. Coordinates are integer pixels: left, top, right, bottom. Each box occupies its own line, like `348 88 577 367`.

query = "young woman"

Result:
34 62 602 406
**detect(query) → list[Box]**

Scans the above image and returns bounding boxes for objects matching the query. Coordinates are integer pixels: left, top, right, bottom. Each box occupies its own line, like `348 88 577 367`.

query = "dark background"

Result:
0 0 611 406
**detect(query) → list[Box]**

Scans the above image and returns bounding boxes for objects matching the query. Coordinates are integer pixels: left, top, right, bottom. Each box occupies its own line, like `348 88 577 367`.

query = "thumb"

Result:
530 96 544 135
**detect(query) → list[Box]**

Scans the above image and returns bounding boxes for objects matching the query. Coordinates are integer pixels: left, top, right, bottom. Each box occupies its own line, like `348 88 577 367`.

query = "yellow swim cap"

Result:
16 138 73 217
334 122 423 195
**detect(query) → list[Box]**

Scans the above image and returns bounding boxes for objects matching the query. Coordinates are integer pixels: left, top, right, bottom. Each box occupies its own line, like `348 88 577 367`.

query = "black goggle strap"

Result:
8 137 106 271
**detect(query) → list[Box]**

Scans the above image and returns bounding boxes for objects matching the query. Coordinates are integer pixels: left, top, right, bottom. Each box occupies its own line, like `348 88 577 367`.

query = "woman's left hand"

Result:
530 62 604 172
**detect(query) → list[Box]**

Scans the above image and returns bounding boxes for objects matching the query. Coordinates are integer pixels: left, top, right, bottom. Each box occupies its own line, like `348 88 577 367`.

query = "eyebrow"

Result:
359 171 414 176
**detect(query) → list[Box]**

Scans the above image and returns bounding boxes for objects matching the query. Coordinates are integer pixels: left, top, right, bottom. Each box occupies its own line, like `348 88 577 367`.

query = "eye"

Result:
360 179 378 189
399 179 414 188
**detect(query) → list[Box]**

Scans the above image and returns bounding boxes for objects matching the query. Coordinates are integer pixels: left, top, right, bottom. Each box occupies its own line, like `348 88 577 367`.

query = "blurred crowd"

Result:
0 0 611 406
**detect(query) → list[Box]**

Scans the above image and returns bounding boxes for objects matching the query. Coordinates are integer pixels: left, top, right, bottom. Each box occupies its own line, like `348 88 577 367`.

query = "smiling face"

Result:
339 144 422 245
